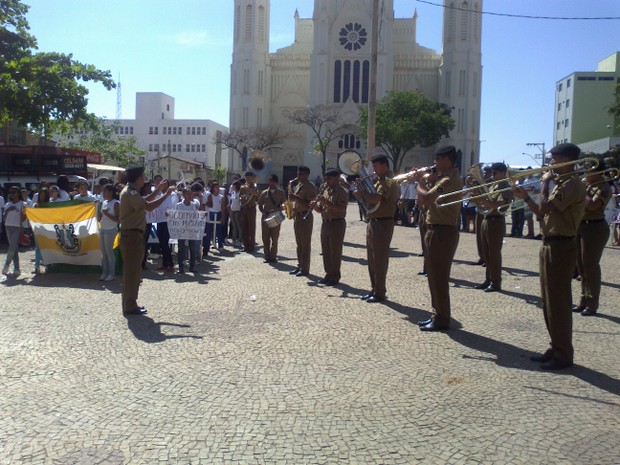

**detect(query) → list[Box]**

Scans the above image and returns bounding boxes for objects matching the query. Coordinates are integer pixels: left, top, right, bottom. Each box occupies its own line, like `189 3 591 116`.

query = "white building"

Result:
112 92 228 178
230 0 483 181
554 52 620 153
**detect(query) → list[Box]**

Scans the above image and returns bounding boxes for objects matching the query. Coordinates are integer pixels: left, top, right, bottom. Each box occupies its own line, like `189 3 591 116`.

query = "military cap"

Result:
435 145 457 157
245 171 255 177
269 173 279 182
125 166 145 182
371 154 389 164
297 165 310 174
491 162 507 172
324 168 340 177
549 143 581 160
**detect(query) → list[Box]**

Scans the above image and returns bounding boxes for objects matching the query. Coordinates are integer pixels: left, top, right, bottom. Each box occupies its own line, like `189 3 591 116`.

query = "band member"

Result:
354 154 399 303
119 166 175 315
414 146 463 331
288 166 318 277
514 143 586 370
476 162 512 292
239 171 259 253
474 166 492 265
314 169 349 286
257 174 286 263
574 163 612 316
417 168 438 276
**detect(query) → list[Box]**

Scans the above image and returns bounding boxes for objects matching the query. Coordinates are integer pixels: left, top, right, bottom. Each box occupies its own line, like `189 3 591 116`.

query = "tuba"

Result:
249 150 270 171
337 150 381 216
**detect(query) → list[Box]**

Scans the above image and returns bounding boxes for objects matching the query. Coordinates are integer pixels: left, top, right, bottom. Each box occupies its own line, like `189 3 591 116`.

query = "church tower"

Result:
230 0 271 165
439 0 483 171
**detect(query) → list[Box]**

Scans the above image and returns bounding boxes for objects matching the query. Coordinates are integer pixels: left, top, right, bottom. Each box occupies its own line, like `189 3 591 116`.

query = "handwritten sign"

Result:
167 210 207 240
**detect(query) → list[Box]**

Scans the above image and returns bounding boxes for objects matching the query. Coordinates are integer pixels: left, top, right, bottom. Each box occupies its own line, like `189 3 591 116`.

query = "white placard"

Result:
167 209 207 240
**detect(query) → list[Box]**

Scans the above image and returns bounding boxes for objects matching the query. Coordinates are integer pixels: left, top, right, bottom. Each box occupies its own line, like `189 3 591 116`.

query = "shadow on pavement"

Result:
125 316 203 343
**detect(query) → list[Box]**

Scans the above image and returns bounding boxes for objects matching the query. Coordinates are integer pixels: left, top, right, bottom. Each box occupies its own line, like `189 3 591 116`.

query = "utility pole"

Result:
366 0 380 162
526 142 546 166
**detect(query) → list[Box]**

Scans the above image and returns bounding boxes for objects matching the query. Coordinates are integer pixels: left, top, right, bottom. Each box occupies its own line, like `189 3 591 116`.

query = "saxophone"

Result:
284 178 297 219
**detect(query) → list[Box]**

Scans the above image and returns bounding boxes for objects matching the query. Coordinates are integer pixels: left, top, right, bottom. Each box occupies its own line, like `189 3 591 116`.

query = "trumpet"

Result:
393 165 435 184
303 182 328 220
437 156 600 207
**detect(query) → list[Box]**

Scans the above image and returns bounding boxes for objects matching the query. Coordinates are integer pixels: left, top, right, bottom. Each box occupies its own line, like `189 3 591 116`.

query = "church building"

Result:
230 0 482 181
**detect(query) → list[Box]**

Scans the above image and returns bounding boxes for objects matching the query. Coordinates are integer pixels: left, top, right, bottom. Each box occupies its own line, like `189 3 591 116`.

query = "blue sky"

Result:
24 0 620 167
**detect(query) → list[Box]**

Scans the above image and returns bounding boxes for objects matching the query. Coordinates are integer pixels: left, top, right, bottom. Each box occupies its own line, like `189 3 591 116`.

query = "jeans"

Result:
156 222 174 267
205 212 224 249
100 228 117 277
3 226 21 272
177 239 199 271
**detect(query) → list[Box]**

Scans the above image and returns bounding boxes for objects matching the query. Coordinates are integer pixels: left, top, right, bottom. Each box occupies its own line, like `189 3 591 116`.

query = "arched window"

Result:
447 3 456 42
473 3 480 42
235 6 241 42
258 5 265 43
244 5 253 42
333 59 370 103
334 60 342 103
460 1 469 40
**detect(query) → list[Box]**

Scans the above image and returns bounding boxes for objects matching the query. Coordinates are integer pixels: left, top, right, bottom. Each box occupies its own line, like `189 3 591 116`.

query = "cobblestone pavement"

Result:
1 206 619 465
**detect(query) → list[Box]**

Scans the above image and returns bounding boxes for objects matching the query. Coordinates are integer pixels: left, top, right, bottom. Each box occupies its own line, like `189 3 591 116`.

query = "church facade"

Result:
230 0 482 181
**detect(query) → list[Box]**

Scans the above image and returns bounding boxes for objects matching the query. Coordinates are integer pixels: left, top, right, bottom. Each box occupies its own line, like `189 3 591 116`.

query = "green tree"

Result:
212 166 228 184
53 117 145 167
358 90 454 173
0 0 114 136
610 82 620 128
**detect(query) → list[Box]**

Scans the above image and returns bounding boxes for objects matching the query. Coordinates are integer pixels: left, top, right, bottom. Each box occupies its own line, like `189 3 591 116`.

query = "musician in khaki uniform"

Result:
414 146 463 331
314 169 349 286
476 162 513 292
574 165 612 316
257 174 286 263
514 143 586 370
355 154 399 303
239 171 259 253
119 166 175 316
288 166 318 277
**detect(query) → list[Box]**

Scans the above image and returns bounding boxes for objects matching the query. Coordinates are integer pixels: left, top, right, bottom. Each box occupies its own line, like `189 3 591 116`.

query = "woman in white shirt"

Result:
98 185 120 281
176 188 201 273
2 187 25 277
228 181 242 246
205 182 225 250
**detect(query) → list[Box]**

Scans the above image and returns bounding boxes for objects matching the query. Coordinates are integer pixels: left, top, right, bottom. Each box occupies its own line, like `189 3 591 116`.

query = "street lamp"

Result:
526 142 546 166
521 153 542 167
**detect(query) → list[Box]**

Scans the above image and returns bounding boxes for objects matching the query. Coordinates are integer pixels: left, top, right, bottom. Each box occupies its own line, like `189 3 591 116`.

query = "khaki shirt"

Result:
485 179 513 217
367 177 399 219
426 168 463 226
582 181 612 221
240 183 258 209
320 185 349 220
543 174 586 237
293 181 318 213
119 183 147 232
257 188 286 214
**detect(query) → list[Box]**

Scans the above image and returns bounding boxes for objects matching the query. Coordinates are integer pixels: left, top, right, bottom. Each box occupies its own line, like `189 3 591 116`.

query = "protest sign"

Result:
167 210 206 240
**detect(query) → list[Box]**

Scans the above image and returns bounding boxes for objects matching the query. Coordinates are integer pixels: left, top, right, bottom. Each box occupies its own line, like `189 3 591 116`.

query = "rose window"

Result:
339 22 368 51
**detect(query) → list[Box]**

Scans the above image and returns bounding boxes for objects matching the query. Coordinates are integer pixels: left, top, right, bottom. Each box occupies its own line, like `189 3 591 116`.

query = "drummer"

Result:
257 174 287 264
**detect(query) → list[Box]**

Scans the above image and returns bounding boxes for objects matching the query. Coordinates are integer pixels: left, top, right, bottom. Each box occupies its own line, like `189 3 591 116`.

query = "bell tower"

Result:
439 0 483 171
230 0 271 135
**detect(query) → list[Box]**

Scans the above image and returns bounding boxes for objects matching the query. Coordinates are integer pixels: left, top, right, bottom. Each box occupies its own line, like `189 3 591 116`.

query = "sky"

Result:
24 0 620 167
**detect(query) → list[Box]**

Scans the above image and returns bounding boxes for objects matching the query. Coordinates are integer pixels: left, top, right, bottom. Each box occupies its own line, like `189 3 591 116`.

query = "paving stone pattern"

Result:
1 206 619 464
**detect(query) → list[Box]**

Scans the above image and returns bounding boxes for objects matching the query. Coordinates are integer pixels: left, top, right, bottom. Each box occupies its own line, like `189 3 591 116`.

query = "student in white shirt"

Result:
205 181 225 250
98 185 120 281
176 188 201 273
228 181 242 246
2 187 25 277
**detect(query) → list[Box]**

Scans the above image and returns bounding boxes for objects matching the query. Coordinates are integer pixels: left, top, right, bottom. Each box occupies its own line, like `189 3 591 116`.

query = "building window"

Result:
130 127 133 135
186 127 190 135
444 70 451 98
258 70 264 95
447 3 456 42
243 69 250 94
598 76 614 81
460 1 469 40
166 104 170 111
556 122 561 130
202 127 206 135
257 107 263 127
244 4 253 42
577 76 596 81
154 127 158 135
333 59 369 104
338 22 368 51
258 5 265 43
458 70 466 96
566 99 570 108
242 107 249 129
558 102 562 111
558 83 563 91
362 61 370 103
564 119 569 127
191 144 196 153
235 5 241 42
334 60 342 102
192 127 196 135
457 108 464 133
154 144 159 151
567 78 571 88
472 72 478 97
149 144 153 151
149 127 153 135
186 144 190 152
201 144 206 152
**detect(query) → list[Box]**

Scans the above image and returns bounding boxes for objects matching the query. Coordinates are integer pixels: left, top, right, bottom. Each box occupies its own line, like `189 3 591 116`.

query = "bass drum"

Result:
264 210 285 228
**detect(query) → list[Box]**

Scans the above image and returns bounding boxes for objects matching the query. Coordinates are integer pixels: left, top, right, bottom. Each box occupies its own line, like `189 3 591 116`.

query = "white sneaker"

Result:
104 275 115 281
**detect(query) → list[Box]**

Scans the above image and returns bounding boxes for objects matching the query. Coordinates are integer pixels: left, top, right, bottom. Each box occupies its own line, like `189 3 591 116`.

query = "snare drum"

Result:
264 210 285 228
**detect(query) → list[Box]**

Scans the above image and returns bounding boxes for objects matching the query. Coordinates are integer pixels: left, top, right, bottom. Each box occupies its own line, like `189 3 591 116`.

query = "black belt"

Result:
581 218 606 224
543 236 575 244
369 217 393 222
120 228 144 234
323 217 345 222
426 224 458 230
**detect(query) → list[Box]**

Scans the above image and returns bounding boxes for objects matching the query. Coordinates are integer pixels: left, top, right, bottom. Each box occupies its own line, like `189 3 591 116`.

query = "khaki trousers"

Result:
419 211 428 273
321 218 346 282
576 221 609 310
293 213 313 273
261 216 281 260
481 215 506 285
120 230 145 313
475 212 484 261
241 207 256 251
540 238 577 364
367 218 394 298
425 225 459 325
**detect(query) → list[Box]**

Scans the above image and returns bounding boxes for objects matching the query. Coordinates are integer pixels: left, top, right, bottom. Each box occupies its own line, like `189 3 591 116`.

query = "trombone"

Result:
393 165 435 184
436 157 600 207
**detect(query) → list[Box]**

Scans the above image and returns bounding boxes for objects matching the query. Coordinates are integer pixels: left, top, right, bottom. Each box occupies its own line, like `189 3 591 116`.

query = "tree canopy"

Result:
358 90 454 172
0 0 115 136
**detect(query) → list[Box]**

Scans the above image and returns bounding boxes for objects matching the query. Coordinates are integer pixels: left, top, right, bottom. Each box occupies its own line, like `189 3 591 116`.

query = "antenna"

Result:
115 73 122 120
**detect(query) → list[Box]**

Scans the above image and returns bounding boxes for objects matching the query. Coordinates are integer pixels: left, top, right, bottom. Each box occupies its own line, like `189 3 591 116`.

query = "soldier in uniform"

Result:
288 166 318 277
354 154 399 303
475 162 513 292
474 166 492 266
416 168 438 276
119 166 175 315
414 146 463 331
514 143 586 370
239 171 259 253
573 163 612 316
314 169 349 286
257 174 286 264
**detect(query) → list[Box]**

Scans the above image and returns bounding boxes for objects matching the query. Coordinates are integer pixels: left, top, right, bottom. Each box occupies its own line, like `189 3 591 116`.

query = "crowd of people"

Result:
1 143 618 369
